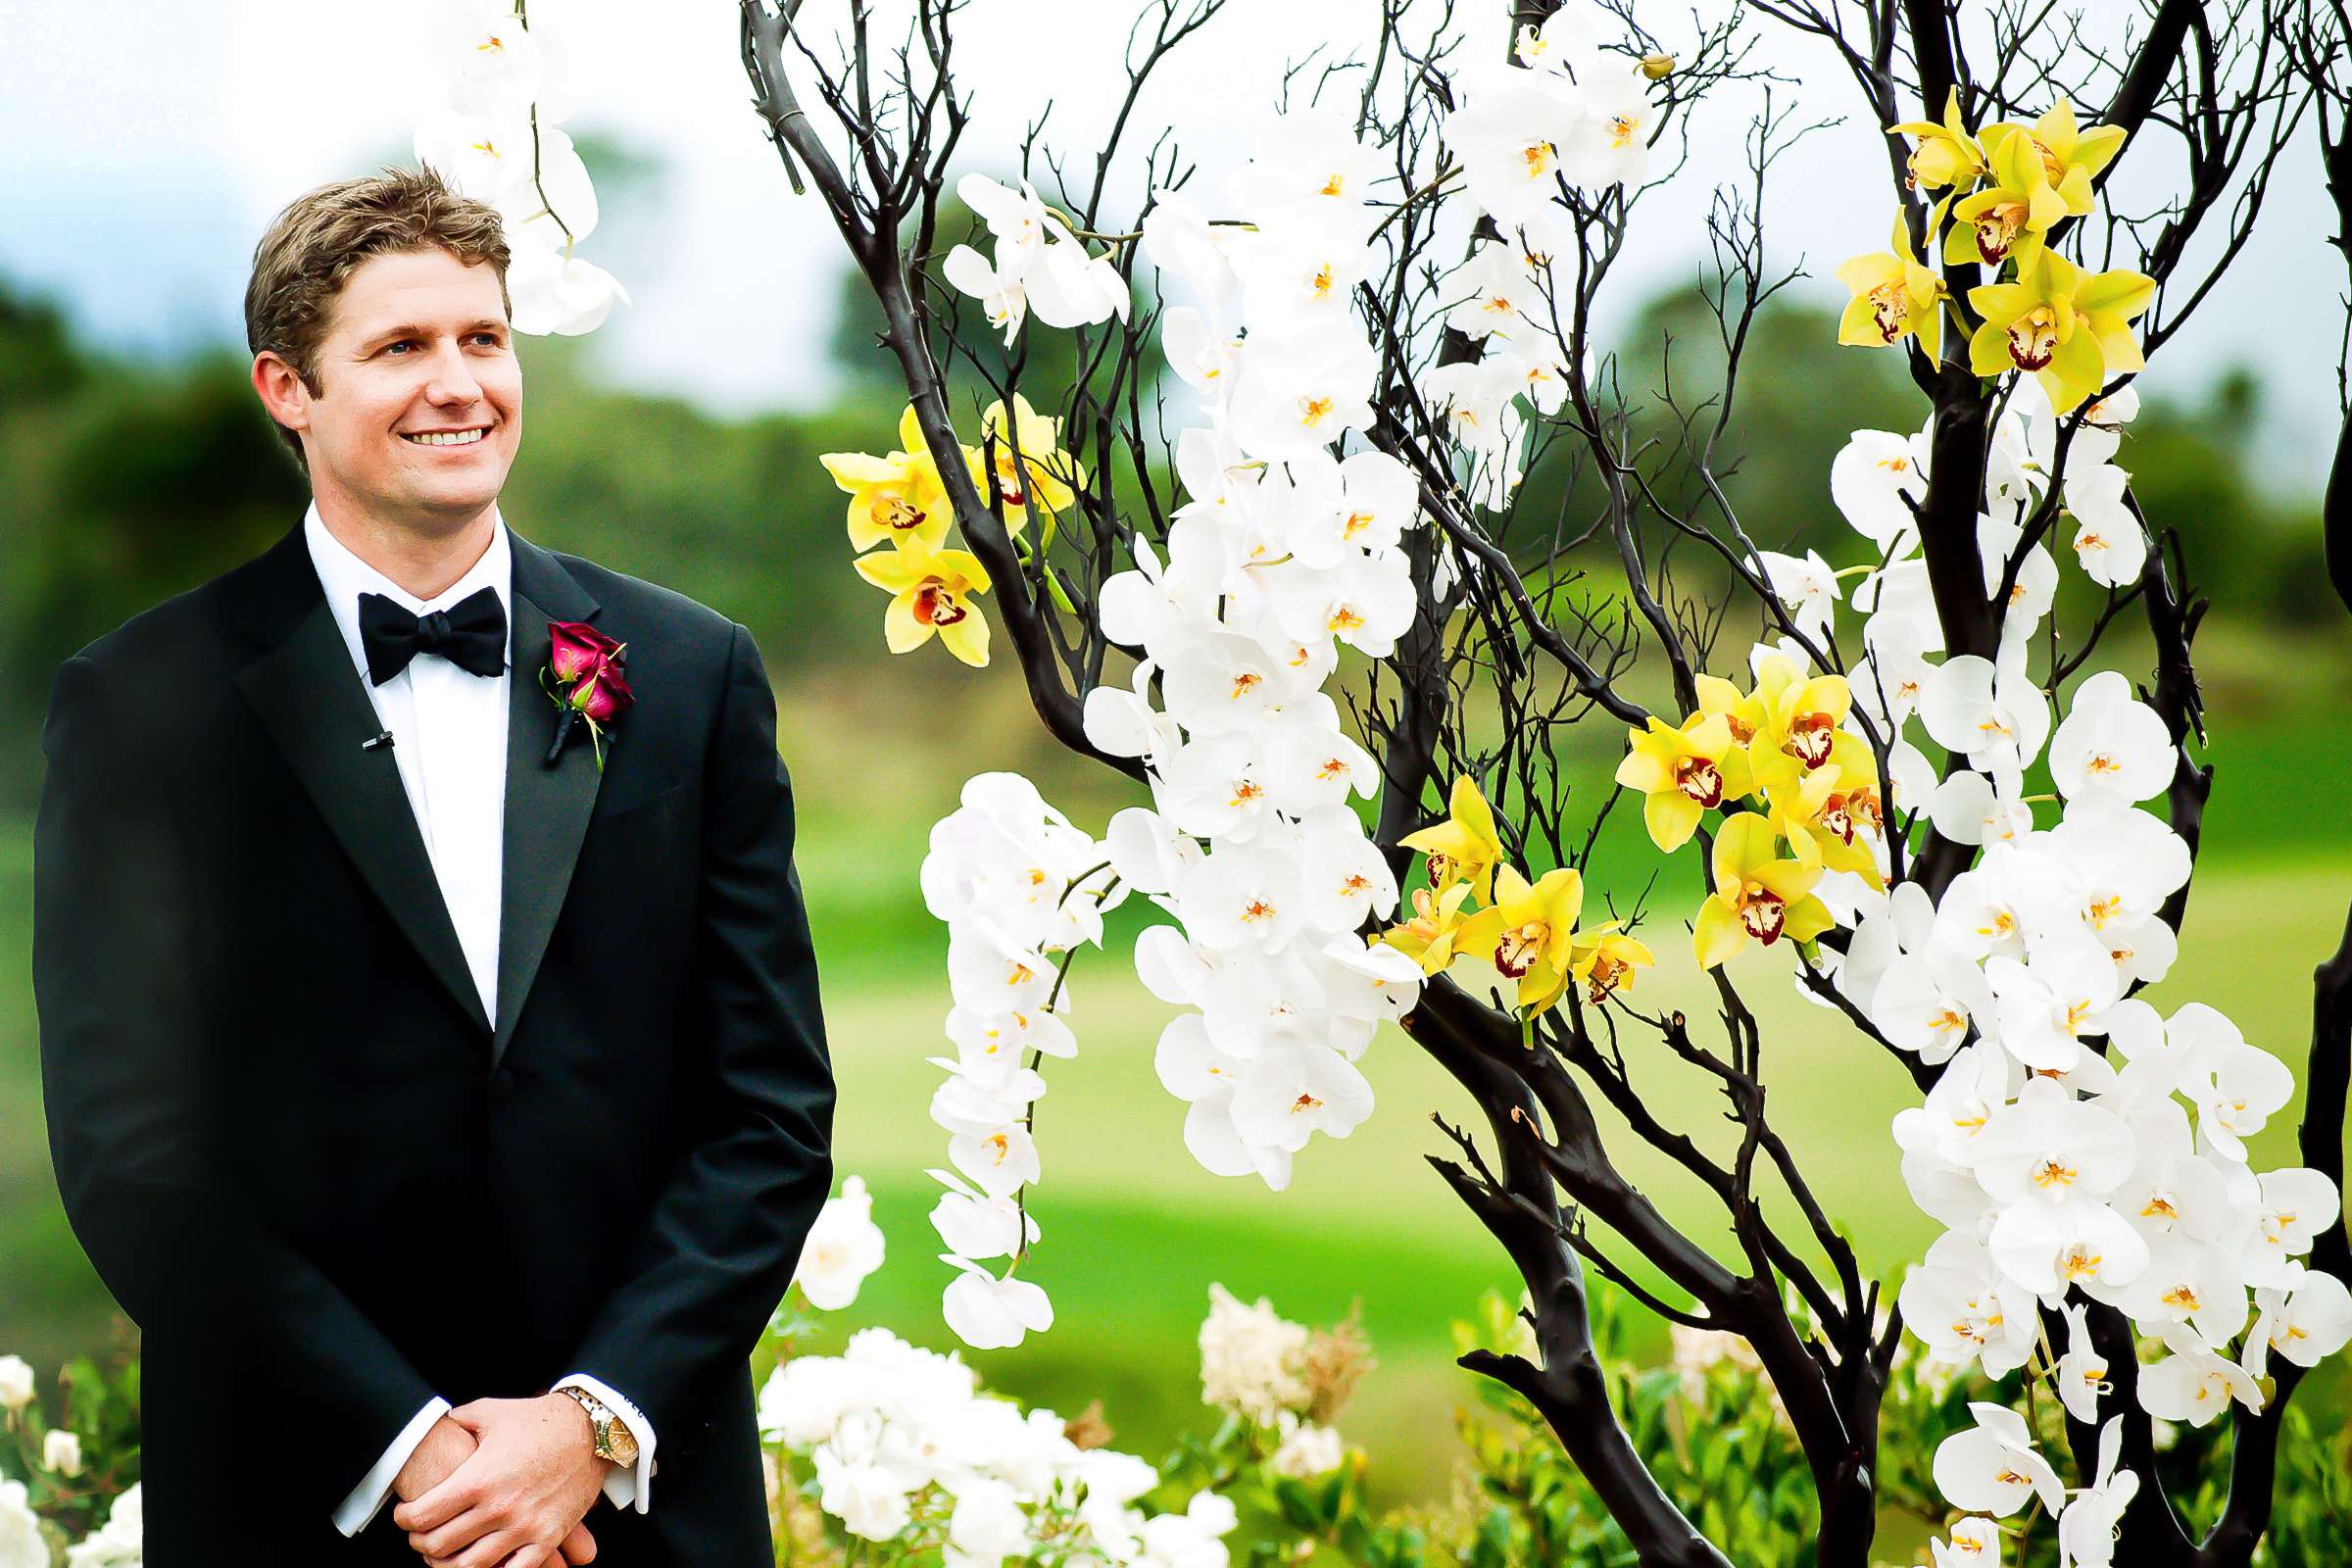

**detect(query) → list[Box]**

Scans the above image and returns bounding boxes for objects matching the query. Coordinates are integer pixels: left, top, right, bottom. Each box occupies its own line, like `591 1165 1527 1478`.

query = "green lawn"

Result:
4 631 2349 1509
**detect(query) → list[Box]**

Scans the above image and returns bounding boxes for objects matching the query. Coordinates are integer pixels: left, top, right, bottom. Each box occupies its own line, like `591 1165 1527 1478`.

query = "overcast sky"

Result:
2 1 2339 496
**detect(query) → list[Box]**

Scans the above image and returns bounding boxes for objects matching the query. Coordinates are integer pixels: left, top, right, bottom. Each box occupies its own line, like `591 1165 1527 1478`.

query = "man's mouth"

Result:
401 426 490 447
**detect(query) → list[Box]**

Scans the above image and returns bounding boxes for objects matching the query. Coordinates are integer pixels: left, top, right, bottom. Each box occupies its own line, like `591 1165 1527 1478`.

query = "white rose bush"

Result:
0 1344 142 1568
727 0 2352 1560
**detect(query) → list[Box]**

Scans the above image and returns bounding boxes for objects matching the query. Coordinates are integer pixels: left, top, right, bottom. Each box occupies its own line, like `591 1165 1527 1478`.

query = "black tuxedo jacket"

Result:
32 520 836 1565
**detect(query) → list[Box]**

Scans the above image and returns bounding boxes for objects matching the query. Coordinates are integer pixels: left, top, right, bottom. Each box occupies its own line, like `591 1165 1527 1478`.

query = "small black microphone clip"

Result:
361 731 396 752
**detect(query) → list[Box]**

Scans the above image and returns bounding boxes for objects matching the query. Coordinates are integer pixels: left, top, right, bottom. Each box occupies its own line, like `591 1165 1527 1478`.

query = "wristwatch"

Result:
557 1386 641 1469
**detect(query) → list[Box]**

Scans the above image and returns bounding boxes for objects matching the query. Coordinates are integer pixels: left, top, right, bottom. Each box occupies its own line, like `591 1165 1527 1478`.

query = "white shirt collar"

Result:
304 502 514 679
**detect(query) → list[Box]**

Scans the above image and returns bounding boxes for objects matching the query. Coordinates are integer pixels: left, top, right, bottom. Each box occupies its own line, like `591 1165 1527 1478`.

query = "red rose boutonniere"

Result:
542 620 633 771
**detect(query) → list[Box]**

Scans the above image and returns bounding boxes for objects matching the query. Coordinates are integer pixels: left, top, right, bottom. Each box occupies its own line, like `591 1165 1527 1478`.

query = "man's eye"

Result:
385 340 416 354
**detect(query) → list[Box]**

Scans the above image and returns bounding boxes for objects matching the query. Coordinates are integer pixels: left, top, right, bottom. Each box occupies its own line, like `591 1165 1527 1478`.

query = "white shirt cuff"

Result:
554 1372 658 1513
334 1396 451 1538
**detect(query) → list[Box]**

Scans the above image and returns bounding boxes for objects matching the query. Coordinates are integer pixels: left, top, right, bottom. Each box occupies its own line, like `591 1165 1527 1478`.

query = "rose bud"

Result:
549 620 621 684
568 661 636 724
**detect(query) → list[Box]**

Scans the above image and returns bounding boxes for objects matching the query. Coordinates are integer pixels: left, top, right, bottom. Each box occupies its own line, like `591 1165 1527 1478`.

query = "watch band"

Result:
557 1385 641 1468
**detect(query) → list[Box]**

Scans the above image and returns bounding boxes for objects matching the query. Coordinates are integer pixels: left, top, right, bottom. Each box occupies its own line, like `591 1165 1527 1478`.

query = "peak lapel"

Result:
233 546 492 1038
493 531 604 1071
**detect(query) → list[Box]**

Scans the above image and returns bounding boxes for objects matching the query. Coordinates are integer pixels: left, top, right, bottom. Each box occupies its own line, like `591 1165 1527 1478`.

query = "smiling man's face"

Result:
266 246 522 533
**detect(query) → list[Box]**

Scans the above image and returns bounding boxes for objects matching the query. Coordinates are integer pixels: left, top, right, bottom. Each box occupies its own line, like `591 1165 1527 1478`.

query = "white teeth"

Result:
404 428 486 446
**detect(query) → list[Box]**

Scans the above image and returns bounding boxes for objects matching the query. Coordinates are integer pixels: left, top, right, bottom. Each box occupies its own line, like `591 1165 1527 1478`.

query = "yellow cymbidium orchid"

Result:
1693 672 1769 752
1945 124 2068 269
1381 880 1479 976
853 538 994 666
968 393 1085 540
1614 712 1753 853
1761 754 1886 889
1888 89 1985 193
1694 813 1836 969
1400 775 1507 905
1454 865 1585 1012
1837 218 1947 357
1990 96 2126 218
1568 923 1655 1006
1968 251 2155 415
1748 657 1855 775
819 404 953 555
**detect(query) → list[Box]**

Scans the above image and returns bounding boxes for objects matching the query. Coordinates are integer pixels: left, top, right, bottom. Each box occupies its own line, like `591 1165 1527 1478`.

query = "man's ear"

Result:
250 351 312 435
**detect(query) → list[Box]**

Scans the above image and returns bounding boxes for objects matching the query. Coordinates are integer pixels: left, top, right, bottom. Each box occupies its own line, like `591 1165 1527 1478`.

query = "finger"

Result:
414 1503 502 1561
560 1522 598 1564
396 1462 486 1533
496 1547 553 1568
452 1528 527 1568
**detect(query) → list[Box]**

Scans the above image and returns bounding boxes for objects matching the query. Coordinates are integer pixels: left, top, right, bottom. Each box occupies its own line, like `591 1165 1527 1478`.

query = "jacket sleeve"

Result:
560 621 837 1446
32 652 443 1517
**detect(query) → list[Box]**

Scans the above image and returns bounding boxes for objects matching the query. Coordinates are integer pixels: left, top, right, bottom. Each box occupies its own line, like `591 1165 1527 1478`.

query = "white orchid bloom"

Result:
956 172 1051 270
2168 1004 2294 1163
1986 934 2125 1071
927 1166 1040 1260
2136 1342 2262 1427
944 918 1059 1013
1026 220 1130 329
945 242 1028 346
2064 463 2148 588
1290 803 1398 932
1172 838 1304 955
2113 1146 2232 1247
1932 1402 2067 1517
1233 226 1369 345
1757 549 1843 645
1266 552 1417 659
1935 844 2074 963
2055 1416 2138 1568
1107 809 1207 906
1922 653 2051 775
1289 449 1419 564
1832 428 1930 556
1446 65 1584 225
1513 5 1602 77
1930 1516 2005 1568
492 124 600 248
1159 625 1288 735
1898 1230 2039 1376
2050 671 2174 808
1227 328 1379 462
1224 112 1385 238
2258 1270 2352 1369
1560 66 1654 187
1161 305 1244 402
1317 934 1424 1024
2056 1302 2112 1424
439 0 546 116
1158 730 1276 842
940 1253 1054 1349
1229 1040 1375 1153
1929 765 2035 847
1446 239 1552 343
414 106 539 203
1872 945 1997 1065
1423 354 1528 453
1142 188 1241 315
793 1175 889 1310
505 243 626 336
2243 1167 2342 1286
2120 1234 2251 1346
943 1103 1041 1199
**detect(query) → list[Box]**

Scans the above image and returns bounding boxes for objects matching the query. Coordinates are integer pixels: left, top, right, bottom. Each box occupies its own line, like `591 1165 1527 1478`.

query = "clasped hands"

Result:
389 1393 612 1568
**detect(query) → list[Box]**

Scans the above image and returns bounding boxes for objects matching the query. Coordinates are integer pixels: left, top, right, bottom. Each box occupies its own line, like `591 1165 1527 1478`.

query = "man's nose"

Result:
424 340 485 405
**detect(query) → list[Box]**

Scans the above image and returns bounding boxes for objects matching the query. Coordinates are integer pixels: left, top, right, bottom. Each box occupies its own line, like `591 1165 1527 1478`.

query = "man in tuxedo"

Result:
32 167 835 1566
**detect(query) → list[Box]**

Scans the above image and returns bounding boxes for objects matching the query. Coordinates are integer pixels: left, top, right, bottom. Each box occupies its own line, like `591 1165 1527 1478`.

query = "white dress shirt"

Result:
302 505 657 1537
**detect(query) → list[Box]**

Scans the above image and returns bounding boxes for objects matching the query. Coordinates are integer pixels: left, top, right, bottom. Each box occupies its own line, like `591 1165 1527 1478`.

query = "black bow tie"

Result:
358 587 509 685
